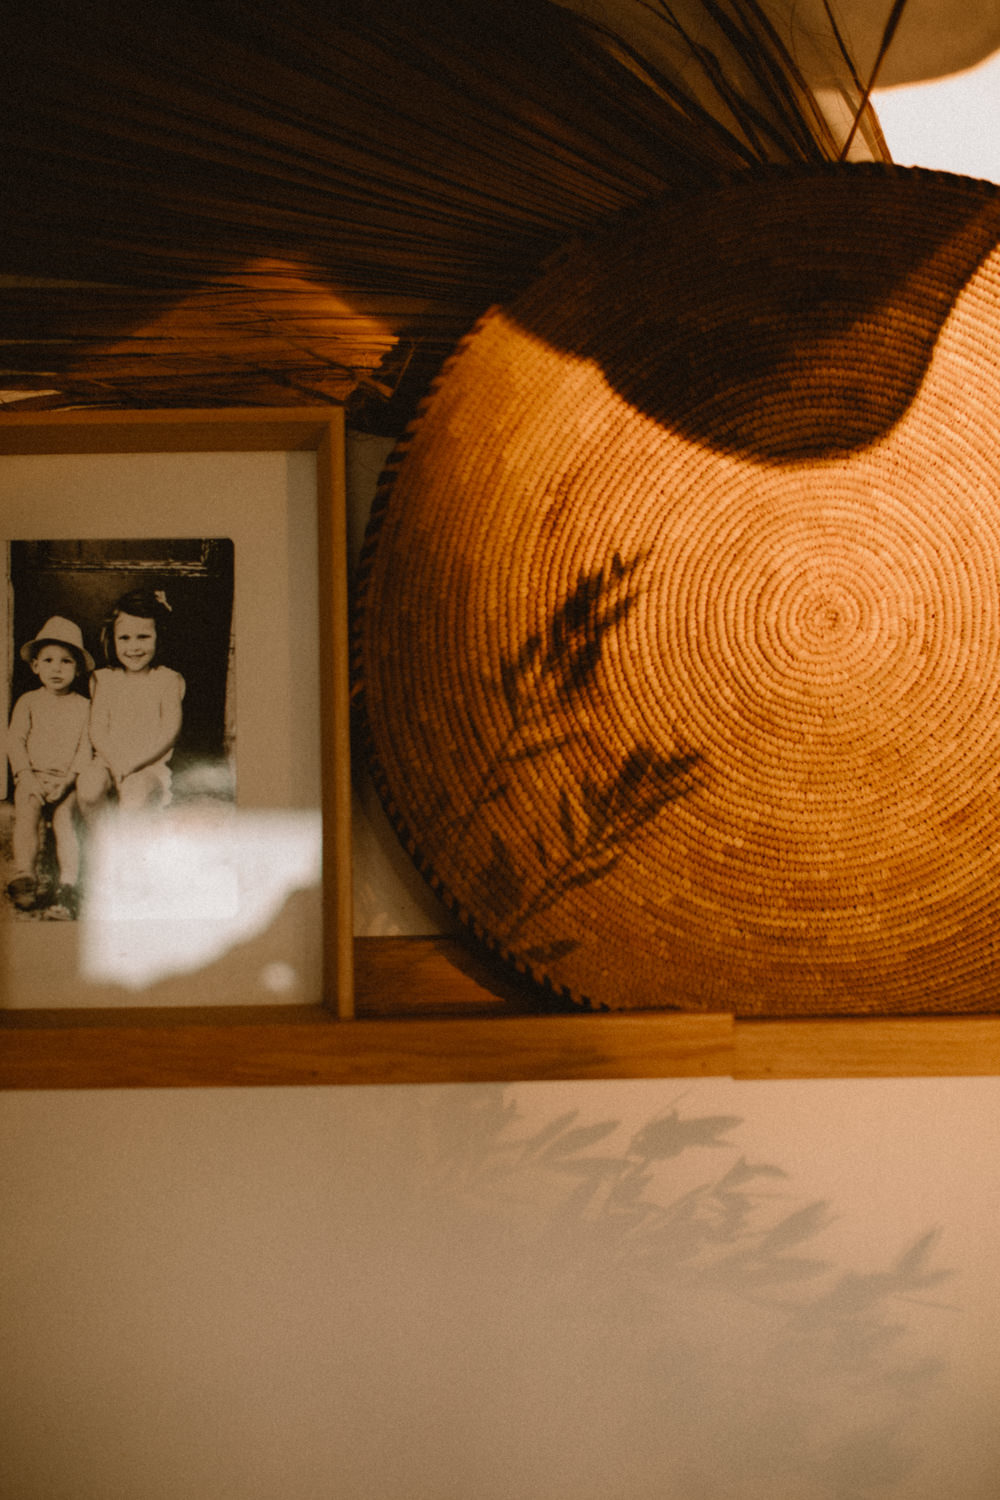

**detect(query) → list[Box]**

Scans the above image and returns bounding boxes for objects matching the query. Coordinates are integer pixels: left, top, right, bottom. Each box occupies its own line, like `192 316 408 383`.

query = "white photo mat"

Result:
0 447 324 1008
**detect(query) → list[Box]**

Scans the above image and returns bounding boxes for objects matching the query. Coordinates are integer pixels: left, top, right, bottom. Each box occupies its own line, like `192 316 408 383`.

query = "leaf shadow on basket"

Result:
457 550 701 954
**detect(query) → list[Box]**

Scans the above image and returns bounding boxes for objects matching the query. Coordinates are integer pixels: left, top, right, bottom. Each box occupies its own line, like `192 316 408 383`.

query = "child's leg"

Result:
11 779 44 879
76 761 113 825
51 792 81 887
117 765 170 812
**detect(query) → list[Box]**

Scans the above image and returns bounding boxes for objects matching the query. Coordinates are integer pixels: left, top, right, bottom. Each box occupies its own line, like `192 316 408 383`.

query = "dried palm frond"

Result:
554 0 889 164
0 0 896 423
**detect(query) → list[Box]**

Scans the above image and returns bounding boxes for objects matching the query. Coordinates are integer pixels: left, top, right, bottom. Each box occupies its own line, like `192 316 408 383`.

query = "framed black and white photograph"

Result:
4 535 236 924
0 411 352 1022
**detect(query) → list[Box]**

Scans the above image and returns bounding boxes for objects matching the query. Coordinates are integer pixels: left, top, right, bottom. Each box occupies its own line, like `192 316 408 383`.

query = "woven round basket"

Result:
355 163 1000 1015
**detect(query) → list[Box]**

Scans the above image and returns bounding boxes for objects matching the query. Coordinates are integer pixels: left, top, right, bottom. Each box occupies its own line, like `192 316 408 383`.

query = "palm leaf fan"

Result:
0 0 891 424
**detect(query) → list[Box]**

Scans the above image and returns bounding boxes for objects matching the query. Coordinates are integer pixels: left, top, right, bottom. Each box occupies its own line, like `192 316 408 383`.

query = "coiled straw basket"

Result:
356 163 1000 1015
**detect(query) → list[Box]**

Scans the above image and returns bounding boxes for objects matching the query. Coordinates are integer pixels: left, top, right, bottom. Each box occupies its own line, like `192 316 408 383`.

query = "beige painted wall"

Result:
2 1076 1000 1498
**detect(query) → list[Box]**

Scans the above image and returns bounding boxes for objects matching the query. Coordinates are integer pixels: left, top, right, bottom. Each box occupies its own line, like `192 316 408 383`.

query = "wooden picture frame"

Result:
1 408 999 1086
0 409 355 1079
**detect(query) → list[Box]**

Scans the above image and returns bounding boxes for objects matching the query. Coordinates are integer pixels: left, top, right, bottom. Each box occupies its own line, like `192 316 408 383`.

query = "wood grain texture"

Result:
315 418 354 1017
354 936 552 1016
734 1016 1000 1077
0 1006 733 1089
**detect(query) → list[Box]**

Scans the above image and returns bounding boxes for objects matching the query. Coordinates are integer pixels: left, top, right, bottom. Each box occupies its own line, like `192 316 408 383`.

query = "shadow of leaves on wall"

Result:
355 1085 953 1499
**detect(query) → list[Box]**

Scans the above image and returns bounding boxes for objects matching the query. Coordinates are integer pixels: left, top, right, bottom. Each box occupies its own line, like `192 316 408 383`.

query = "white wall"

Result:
3 1077 1000 1498
873 47 1000 181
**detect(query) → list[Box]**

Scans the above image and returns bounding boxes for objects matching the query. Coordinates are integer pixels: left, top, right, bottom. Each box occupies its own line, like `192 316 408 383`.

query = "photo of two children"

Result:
3 537 235 922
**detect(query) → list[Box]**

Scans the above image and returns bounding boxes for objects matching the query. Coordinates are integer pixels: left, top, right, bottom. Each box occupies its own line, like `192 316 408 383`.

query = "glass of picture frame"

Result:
0 408 354 1084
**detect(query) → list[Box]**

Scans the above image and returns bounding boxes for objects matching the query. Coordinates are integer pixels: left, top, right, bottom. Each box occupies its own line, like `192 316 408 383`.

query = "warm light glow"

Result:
87 258 399 403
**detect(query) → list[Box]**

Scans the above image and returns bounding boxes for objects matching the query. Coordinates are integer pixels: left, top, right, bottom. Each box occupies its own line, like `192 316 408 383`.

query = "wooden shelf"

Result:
733 1015 1000 1078
4 937 1000 1088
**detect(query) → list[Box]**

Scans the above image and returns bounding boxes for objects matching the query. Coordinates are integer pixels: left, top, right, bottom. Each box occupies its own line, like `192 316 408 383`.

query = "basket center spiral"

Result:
756 536 896 685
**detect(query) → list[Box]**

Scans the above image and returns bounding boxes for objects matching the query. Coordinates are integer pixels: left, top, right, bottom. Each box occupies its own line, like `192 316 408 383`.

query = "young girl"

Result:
77 588 185 820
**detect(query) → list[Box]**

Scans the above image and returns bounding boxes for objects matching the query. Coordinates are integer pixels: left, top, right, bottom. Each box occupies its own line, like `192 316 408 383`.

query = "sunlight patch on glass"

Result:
80 808 321 988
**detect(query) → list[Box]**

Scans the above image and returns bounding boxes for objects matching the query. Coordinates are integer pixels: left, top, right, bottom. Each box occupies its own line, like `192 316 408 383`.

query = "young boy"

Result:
6 615 93 916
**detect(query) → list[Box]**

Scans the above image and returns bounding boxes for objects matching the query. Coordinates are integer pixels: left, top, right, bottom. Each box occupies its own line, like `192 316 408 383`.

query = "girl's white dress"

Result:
90 665 185 801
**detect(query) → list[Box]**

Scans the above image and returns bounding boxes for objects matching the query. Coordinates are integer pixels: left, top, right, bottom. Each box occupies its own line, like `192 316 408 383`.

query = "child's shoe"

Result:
33 868 56 908
52 884 80 920
6 876 36 911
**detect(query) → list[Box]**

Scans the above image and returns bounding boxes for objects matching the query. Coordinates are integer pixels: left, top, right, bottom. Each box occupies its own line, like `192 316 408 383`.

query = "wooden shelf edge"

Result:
733 1014 1000 1078
0 1011 733 1089
6 1010 1000 1087
6 938 1000 1086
